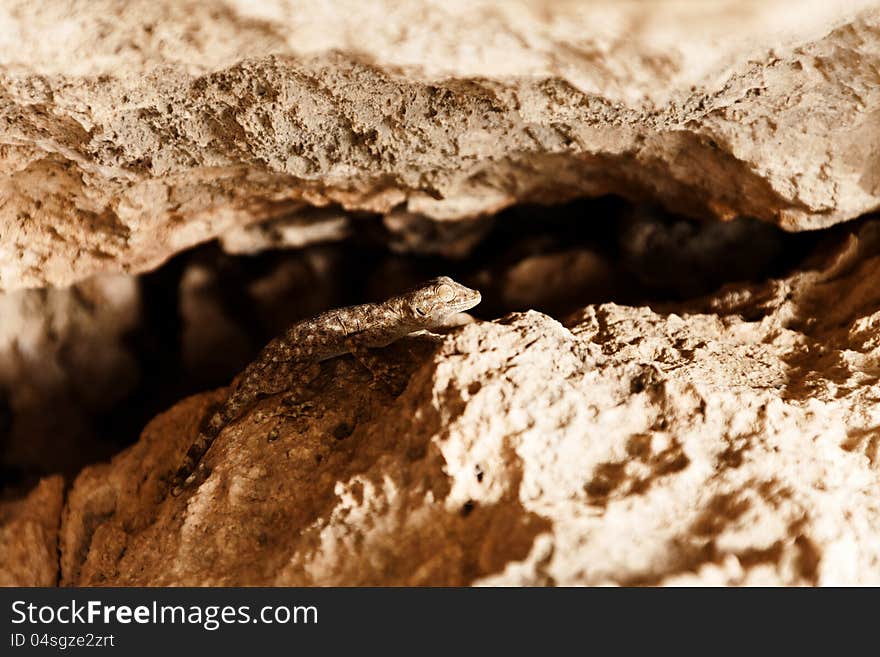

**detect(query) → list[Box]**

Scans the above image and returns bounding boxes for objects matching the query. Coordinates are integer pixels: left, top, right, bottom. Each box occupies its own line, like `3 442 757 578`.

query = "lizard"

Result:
169 276 481 496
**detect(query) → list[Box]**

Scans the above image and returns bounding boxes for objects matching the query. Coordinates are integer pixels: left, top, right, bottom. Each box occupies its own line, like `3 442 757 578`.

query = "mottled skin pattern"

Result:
170 276 481 495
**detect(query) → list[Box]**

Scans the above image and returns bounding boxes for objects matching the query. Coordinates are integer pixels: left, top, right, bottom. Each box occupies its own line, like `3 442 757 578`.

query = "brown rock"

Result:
383 210 495 258
2 1 880 290
0 274 140 477
0 476 64 586
179 261 253 384
500 248 614 315
59 220 880 585
61 335 549 585
7 0 880 589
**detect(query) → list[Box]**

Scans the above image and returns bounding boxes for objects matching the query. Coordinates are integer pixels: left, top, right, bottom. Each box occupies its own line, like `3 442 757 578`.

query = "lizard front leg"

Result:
344 333 403 394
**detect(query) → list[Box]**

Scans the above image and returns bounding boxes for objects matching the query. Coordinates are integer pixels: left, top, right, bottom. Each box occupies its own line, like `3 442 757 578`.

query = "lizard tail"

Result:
168 406 232 496
168 374 265 496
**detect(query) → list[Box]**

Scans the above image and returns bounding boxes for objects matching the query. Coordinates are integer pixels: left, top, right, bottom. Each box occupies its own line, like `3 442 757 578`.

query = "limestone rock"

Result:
0 476 64 586
2 1 880 290
59 220 880 585
6 0 880 589
219 206 352 255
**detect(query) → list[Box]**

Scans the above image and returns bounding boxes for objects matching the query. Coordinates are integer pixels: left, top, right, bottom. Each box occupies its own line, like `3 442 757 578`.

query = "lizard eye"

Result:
436 284 454 302
416 307 427 316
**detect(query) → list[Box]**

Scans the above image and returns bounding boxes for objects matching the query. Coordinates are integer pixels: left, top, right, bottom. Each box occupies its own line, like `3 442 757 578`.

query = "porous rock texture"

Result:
61 222 880 586
6 1 880 588
0 476 64 586
2 0 880 290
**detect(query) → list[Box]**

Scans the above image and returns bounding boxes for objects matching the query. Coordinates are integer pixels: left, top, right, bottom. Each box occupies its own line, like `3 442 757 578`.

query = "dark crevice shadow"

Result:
1 196 844 485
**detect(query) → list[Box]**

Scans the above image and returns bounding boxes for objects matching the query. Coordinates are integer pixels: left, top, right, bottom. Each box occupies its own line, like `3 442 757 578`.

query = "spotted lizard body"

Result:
169 276 481 495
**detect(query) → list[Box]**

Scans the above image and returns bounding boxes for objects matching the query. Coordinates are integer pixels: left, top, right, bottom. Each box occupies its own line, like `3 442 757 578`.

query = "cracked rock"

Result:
59 221 880 585
0 476 64 586
2 1 880 290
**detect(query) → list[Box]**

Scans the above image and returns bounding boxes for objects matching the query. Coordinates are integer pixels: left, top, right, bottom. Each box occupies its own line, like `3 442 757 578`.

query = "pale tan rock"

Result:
219 206 352 255
59 220 880 585
2 1 879 290
0 476 64 586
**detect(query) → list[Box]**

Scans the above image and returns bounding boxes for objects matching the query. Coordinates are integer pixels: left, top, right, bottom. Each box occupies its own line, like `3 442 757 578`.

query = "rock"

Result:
6 0 880 589
59 220 880 585
219 206 352 255
500 248 614 315
62 335 546 586
2 1 880 290
618 209 793 299
0 476 65 586
0 274 140 478
245 249 349 335
383 210 495 258
179 260 254 385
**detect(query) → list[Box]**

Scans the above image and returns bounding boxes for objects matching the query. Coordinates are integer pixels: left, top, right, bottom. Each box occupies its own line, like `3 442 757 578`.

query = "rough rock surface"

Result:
0 476 64 586
60 221 880 586
3 1 880 290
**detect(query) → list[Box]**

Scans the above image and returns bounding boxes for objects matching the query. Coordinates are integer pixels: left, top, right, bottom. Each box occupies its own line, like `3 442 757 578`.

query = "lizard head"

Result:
403 276 481 326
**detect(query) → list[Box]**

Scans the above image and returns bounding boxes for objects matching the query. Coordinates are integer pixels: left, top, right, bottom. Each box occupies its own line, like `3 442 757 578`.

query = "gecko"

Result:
169 276 481 496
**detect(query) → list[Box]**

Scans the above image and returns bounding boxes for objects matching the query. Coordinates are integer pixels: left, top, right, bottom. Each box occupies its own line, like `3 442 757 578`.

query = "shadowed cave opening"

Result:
0 195 844 493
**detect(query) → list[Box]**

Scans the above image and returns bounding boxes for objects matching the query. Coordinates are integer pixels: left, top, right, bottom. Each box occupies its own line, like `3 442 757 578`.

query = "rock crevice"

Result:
2 2 880 290
3 0 880 587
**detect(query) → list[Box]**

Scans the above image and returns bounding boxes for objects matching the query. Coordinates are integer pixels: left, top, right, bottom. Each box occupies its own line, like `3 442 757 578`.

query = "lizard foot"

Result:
169 465 209 498
344 339 403 394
